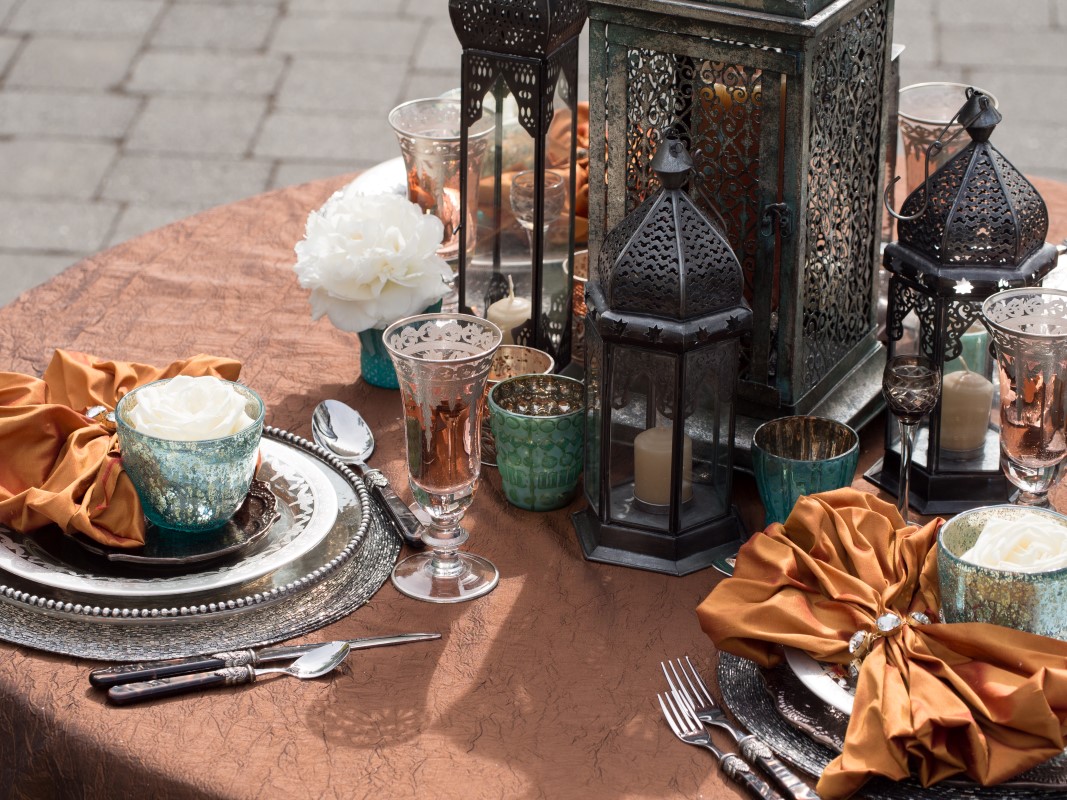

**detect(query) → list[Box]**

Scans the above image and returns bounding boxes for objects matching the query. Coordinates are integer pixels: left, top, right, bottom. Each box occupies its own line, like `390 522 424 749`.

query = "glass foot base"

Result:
390 552 499 604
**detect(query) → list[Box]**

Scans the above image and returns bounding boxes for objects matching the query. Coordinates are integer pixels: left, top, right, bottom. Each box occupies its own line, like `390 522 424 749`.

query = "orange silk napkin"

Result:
697 488 1067 799
0 350 241 548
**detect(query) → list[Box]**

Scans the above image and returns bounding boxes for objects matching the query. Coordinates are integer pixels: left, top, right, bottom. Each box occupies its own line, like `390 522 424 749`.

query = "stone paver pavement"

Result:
0 0 1062 306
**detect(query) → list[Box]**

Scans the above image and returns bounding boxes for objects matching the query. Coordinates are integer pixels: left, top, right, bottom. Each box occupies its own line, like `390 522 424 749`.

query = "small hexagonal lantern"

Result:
572 136 752 575
866 88 1059 514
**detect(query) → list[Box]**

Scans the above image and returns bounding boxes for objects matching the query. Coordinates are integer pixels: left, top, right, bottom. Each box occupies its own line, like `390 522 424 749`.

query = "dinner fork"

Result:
657 690 783 800
662 657 821 800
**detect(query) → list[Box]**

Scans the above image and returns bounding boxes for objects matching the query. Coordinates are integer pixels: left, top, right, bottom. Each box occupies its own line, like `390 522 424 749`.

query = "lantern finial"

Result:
651 134 693 191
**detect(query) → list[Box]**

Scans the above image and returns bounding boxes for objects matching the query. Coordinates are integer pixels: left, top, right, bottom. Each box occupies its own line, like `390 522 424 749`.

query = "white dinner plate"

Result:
783 646 856 715
0 438 338 598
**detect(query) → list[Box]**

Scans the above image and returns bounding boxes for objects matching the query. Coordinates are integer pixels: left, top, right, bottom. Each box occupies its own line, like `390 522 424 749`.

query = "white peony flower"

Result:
293 187 452 333
961 512 1067 573
128 376 257 441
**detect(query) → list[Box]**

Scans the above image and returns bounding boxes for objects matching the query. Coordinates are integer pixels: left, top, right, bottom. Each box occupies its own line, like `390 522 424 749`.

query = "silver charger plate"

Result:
0 437 338 597
718 652 1067 798
0 428 401 661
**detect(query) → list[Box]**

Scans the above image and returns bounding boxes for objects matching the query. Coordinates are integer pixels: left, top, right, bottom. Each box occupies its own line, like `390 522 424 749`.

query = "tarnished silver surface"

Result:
0 428 401 661
718 652 1067 797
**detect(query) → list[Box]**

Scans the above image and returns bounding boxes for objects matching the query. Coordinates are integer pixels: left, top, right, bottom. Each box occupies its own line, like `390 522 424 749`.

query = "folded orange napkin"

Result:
0 350 241 548
697 488 1067 799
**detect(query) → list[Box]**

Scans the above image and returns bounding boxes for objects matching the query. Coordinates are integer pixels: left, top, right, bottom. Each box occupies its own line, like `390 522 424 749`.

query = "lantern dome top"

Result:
597 137 744 322
896 92 1048 269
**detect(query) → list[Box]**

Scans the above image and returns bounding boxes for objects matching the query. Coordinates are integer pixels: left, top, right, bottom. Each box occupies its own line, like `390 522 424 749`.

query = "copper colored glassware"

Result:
480 344 555 466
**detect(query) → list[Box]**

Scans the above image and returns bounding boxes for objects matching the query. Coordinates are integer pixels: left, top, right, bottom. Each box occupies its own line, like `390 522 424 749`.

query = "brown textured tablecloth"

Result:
0 175 1063 800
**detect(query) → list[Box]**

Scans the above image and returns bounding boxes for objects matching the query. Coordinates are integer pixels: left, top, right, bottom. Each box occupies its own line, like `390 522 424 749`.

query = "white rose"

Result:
293 188 452 333
960 511 1067 572
128 376 257 441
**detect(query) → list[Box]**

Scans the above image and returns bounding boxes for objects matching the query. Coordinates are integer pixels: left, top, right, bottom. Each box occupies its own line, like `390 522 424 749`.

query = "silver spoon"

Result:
107 641 351 704
311 399 426 548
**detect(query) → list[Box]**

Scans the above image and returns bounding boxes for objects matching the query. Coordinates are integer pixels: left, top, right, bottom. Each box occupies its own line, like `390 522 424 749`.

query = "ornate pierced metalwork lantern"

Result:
448 0 587 368
866 87 1058 514
587 0 894 459
573 137 751 575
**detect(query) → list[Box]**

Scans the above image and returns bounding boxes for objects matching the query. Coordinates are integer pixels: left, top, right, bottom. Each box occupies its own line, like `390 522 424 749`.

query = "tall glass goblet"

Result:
383 313 502 603
982 288 1067 507
883 354 942 525
510 170 566 253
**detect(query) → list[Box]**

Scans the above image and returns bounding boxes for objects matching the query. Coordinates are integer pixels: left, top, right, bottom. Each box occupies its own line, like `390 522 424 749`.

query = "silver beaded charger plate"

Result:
718 652 1067 797
0 428 401 661
0 437 339 597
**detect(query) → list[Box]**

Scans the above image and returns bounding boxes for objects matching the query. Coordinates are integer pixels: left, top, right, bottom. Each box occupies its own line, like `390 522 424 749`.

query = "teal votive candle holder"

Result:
752 415 859 526
488 374 585 512
116 380 264 532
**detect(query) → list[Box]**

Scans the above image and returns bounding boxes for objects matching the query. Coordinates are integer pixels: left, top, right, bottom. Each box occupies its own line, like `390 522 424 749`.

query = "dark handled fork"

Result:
658 690 783 800
662 657 821 800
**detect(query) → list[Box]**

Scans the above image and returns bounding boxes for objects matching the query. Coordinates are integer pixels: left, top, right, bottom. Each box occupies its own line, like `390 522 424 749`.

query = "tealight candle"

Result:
486 275 531 345
633 426 693 506
940 366 994 453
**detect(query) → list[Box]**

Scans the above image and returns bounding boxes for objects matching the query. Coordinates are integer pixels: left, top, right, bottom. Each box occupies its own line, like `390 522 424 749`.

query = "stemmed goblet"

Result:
883 354 942 525
383 313 502 603
510 170 566 254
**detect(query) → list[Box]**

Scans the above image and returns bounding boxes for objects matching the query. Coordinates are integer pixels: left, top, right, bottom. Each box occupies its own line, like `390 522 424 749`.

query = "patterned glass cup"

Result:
480 344 556 466
116 380 264 532
488 374 584 511
752 416 859 526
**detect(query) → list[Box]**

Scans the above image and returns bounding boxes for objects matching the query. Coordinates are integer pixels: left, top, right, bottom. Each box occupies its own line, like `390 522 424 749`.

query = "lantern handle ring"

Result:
883 89 989 222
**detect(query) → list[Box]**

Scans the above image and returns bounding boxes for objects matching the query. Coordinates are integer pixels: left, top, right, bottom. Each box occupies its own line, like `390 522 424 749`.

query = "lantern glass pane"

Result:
680 343 736 526
583 322 604 515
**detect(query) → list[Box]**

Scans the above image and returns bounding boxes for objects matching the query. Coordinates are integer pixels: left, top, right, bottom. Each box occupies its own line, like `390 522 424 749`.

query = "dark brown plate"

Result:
71 479 280 567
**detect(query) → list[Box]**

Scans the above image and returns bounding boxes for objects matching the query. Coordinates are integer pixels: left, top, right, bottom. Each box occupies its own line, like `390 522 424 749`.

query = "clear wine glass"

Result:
882 354 942 525
382 313 502 603
509 170 566 252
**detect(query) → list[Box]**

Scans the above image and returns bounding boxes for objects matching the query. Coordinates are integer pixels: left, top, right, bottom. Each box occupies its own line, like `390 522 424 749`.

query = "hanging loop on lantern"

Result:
883 87 997 222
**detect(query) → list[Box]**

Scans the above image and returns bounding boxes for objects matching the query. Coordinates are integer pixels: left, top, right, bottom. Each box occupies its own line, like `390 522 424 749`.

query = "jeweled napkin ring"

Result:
847 610 935 678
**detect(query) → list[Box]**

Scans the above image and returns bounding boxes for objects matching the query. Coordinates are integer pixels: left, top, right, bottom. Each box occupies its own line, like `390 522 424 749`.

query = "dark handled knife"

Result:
359 466 426 549
88 632 440 688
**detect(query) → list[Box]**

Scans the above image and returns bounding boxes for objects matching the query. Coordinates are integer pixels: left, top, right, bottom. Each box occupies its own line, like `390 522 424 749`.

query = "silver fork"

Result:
663 657 821 800
657 690 783 800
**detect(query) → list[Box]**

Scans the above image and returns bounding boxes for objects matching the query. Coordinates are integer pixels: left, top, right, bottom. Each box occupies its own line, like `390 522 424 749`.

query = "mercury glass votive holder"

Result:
116 380 264 532
480 344 556 466
488 374 584 511
937 505 1067 639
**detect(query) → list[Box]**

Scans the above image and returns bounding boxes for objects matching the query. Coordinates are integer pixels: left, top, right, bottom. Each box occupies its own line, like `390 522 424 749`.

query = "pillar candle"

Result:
486 275 531 345
633 426 693 506
941 368 994 452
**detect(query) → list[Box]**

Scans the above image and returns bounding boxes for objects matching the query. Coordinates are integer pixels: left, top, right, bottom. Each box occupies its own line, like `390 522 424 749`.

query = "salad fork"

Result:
662 657 821 800
657 690 783 800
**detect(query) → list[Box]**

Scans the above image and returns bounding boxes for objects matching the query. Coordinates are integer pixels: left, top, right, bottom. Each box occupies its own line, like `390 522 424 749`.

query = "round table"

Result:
0 175 1063 800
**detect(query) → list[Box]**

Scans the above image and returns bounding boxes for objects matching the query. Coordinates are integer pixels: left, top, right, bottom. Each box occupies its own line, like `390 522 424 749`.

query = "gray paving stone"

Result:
0 140 117 199
277 57 404 115
399 69 462 104
898 64 967 91
8 0 165 37
255 111 396 165
965 70 1067 126
1001 122 1067 182
1055 0 1067 26
287 0 403 15
0 90 140 138
935 0 1052 27
0 35 18 74
102 154 272 206
128 50 285 95
152 4 279 50
6 37 141 90
0 198 119 252
270 16 420 58
270 160 356 190
0 0 18 26
0 251 83 304
413 20 462 72
107 202 202 247
941 28 1067 69
127 96 267 155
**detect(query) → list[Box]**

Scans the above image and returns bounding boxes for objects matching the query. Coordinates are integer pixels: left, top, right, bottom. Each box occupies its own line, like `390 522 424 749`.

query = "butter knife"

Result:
89 632 440 688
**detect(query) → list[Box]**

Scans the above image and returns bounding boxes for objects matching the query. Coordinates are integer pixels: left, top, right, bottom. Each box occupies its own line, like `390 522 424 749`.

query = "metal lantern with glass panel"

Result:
448 0 587 369
586 0 894 460
866 87 1058 514
572 136 752 575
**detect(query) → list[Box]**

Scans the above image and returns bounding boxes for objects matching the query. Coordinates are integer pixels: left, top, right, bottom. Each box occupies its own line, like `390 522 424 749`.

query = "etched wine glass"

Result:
883 354 942 524
982 288 1067 507
509 170 566 253
383 313 502 602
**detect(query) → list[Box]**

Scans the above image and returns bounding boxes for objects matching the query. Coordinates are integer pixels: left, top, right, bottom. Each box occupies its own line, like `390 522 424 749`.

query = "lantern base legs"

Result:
571 507 746 576
864 452 1012 516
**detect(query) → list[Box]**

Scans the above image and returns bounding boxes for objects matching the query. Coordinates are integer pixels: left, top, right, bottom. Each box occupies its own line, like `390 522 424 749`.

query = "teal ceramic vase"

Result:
359 301 443 390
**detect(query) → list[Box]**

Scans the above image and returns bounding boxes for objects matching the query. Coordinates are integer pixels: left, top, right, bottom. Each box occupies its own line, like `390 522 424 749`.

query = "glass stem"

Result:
896 419 917 525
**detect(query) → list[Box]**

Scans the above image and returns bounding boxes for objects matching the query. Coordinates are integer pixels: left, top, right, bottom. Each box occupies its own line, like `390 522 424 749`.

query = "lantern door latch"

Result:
760 202 793 239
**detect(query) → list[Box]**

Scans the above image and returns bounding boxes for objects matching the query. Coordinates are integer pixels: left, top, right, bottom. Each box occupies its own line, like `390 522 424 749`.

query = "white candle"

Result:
941 368 994 452
486 275 531 344
633 426 693 506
